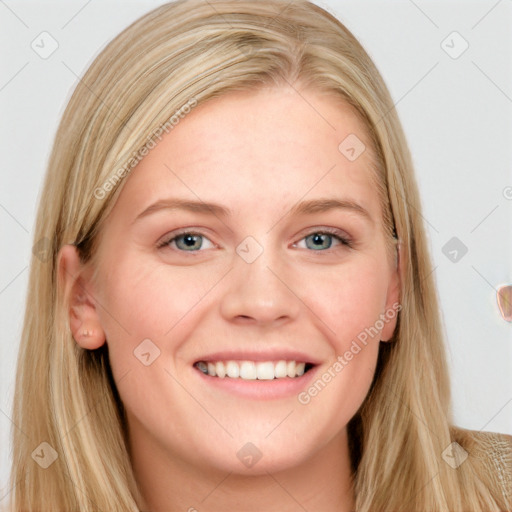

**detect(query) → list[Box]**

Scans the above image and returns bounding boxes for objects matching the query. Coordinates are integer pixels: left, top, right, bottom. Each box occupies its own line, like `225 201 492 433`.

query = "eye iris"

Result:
176 234 202 250
306 233 332 250
170 232 338 251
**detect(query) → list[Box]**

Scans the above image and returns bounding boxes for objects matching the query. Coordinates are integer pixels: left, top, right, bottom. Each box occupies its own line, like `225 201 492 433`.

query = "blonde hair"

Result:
10 1 508 510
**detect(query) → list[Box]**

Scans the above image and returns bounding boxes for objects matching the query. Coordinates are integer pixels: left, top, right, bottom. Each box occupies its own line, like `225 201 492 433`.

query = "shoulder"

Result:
451 426 512 507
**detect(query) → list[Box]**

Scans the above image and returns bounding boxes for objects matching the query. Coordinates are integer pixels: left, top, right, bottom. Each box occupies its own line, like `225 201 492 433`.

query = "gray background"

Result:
1 0 511 496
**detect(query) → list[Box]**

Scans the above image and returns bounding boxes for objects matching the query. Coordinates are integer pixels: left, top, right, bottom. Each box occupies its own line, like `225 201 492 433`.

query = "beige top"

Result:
453 426 512 509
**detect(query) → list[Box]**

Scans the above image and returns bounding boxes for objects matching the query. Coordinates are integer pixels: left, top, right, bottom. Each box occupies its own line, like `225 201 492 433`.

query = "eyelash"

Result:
156 227 353 252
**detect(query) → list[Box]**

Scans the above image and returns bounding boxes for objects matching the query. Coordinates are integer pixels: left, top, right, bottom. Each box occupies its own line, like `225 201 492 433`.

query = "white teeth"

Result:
226 360 239 378
215 361 226 378
256 362 275 380
240 361 257 380
196 360 310 379
275 360 288 378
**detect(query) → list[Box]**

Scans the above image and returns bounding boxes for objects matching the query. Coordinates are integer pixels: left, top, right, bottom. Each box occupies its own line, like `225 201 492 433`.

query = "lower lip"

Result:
193 365 319 400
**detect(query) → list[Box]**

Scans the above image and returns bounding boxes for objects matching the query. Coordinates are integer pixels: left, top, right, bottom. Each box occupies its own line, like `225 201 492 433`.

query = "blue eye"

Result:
158 232 214 251
158 228 352 253
296 230 352 251
305 233 334 250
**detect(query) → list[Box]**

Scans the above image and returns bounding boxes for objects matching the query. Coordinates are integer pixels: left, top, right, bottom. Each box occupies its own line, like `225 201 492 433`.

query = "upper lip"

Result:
194 350 322 365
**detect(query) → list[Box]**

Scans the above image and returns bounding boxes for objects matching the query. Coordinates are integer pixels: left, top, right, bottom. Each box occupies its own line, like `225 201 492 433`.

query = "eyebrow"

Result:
289 198 373 223
132 197 373 224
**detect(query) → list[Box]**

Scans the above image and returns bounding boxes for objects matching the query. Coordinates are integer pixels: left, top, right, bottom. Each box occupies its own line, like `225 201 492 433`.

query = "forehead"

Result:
112 86 381 222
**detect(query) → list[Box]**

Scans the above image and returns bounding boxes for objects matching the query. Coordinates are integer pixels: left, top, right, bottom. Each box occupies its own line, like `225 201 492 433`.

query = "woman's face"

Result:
79 86 399 475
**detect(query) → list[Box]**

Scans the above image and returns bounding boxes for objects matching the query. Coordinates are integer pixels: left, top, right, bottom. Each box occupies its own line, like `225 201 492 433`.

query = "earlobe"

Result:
57 244 106 350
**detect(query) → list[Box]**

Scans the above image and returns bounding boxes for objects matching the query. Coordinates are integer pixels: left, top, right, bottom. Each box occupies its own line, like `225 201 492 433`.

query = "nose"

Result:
219 247 301 327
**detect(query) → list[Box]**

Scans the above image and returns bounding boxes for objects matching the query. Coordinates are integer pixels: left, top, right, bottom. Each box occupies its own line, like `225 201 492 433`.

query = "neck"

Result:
130 425 355 512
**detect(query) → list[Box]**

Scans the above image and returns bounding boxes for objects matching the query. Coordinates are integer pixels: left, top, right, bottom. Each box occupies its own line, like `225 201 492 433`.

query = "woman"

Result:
10 0 511 510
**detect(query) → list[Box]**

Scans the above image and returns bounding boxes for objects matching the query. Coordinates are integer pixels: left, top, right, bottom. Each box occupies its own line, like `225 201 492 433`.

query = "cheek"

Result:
298 265 387 422
94 255 220 363
307 258 391 348
294 258 390 412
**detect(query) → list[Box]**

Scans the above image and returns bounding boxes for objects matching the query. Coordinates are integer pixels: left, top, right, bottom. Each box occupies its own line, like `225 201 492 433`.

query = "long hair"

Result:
10 1 506 510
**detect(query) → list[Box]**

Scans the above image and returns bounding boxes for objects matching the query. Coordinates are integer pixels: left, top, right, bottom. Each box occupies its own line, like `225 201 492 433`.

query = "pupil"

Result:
182 235 197 247
308 233 331 250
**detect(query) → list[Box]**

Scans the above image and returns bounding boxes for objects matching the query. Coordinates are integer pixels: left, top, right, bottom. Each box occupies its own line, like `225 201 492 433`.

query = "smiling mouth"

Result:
194 360 315 380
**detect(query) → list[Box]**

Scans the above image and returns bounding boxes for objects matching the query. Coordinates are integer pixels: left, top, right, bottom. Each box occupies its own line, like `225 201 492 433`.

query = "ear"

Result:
381 240 402 342
57 244 106 350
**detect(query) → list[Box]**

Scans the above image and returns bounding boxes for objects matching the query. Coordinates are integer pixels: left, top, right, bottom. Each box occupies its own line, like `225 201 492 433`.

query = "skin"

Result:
59 85 400 512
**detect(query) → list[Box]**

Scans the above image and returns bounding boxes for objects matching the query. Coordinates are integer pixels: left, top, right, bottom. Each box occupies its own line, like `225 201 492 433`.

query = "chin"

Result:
196 429 324 476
